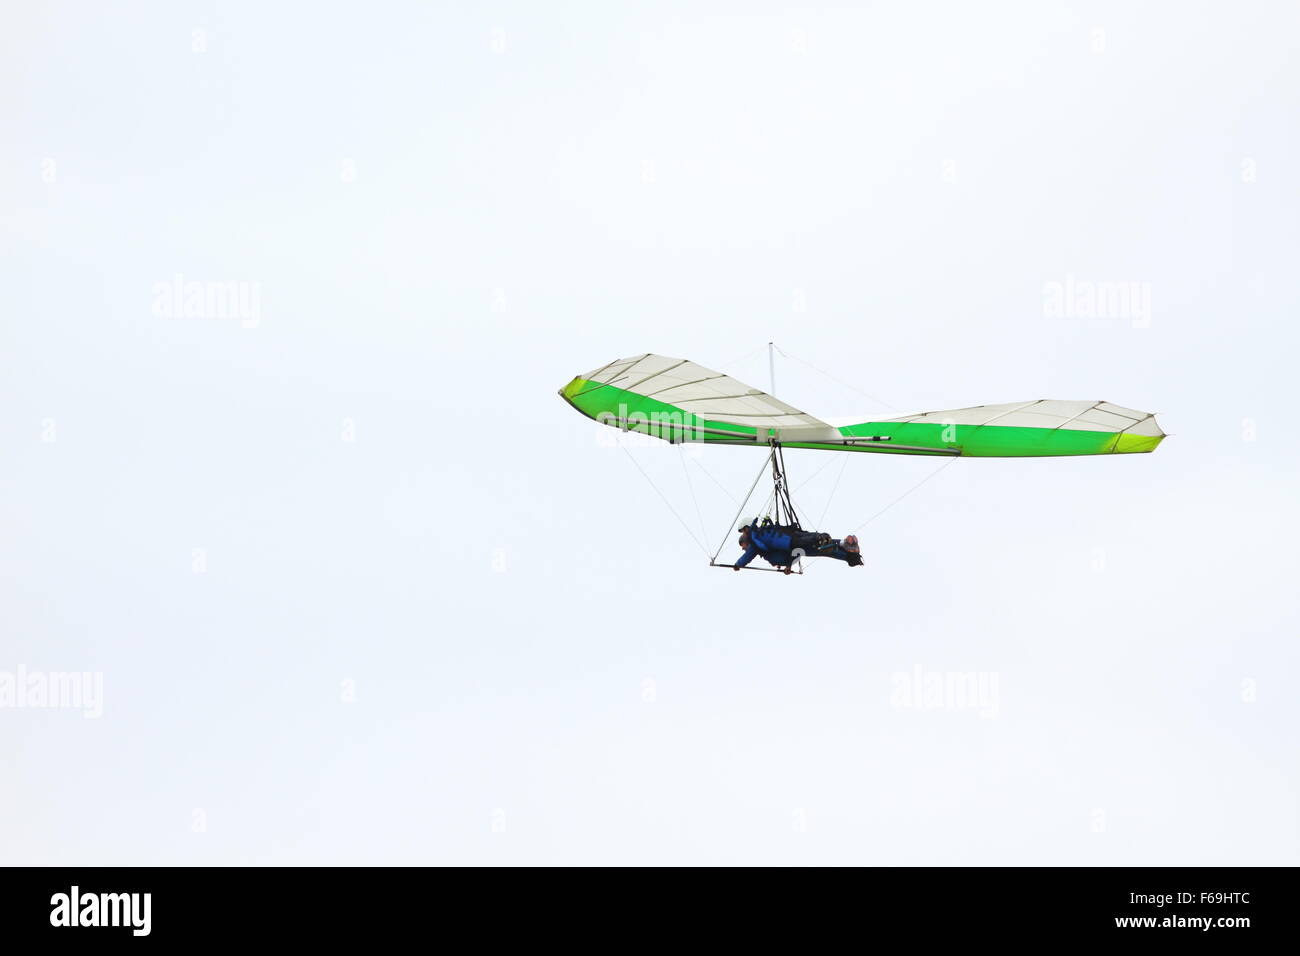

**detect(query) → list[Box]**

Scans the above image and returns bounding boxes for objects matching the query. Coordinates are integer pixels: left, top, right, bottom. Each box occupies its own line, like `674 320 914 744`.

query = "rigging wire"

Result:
816 451 851 529
678 443 709 546
690 455 738 505
800 455 959 575
773 344 902 413
791 452 839 494
619 442 711 559
848 455 959 533
714 343 772 374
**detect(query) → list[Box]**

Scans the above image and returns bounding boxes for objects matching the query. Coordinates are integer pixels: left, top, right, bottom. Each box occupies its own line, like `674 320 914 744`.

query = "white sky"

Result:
2 1 1296 864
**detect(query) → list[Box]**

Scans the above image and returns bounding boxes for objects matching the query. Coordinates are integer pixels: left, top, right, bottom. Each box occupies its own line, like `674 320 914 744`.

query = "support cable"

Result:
619 443 711 559
773 344 902 413
801 455 960 575
678 443 709 546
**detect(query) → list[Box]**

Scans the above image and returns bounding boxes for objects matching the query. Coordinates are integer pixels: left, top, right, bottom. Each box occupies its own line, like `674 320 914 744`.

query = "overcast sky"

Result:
2 1 1297 864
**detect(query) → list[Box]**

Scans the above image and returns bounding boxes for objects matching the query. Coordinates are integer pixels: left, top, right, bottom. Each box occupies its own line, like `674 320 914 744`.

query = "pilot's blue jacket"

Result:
734 520 794 568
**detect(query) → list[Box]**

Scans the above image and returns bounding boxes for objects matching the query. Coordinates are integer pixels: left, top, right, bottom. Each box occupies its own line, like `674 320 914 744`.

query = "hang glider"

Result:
559 351 1165 574
559 353 1165 458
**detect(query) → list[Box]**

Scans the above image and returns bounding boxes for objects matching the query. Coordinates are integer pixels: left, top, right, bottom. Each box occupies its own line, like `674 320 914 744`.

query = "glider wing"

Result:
560 354 1164 457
